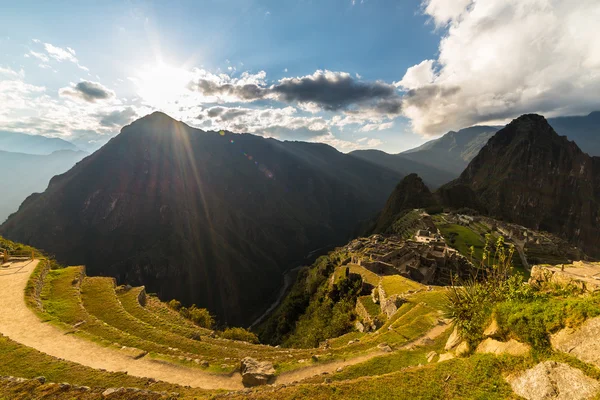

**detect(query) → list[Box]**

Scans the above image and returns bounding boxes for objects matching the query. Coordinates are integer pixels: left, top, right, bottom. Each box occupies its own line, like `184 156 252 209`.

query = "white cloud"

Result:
401 0 600 135
395 59 435 89
28 51 49 63
43 42 78 63
423 0 473 27
359 121 394 132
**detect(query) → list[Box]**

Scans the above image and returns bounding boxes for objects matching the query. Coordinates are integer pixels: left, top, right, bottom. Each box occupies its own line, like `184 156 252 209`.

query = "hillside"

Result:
0 130 79 155
348 150 455 189
0 112 401 325
370 174 436 233
401 126 501 175
0 149 88 223
437 114 600 258
549 111 600 156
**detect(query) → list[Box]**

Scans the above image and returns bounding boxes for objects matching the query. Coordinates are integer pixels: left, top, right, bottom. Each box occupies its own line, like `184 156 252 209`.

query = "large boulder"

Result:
240 357 275 387
476 338 530 356
508 361 600 400
551 317 600 367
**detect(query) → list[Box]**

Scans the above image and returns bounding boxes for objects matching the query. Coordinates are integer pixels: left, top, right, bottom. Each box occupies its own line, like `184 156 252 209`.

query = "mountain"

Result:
400 126 501 175
371 173 436 233
437 114 600 258
0 149 88 223
349 149 455 189
395 112 600 179
548 111 600 156
0 112 402 325
0 130 79 155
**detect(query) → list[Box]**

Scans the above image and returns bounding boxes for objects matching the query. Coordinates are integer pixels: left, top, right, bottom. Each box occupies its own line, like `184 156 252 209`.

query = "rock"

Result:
508 361 600 400
33 376 46 384
355 320 365 333
455 341 470 357
426 351 437 363
336 367 344 373
240 357 275 387
377 343 393 352
551 317 600 368
201 361 210 367
311 355 320 362
102 388 118 397
119 346 148 360
476 338 530 356
445 327 461 351
483 318 500 338
324 378 332 384
438 353 455 362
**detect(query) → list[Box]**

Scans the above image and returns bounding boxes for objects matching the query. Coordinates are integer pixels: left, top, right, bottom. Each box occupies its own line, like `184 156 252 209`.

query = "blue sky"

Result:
1 0 599 152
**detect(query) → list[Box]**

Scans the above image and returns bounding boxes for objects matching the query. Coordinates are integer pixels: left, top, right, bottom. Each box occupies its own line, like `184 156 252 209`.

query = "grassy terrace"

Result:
0 335 212 399
40 267 180 358
438 223 485 261
83 277 293 372
333 264 381 286
357 296 380 319
380 275 423 296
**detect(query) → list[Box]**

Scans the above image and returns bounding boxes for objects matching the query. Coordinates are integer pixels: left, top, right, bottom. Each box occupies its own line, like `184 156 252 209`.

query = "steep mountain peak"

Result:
437 112 600 257
372 173 436 233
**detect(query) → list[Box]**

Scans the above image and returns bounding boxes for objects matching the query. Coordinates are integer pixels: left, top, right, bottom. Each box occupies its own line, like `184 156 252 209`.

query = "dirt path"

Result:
276 321 451 384
0 260 243 390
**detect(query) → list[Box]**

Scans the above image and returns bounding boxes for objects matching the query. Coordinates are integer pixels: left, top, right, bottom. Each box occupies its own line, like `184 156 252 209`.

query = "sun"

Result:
135 62 193 110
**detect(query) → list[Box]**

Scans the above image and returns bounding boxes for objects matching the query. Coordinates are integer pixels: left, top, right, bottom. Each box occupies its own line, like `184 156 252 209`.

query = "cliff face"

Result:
372 173 436 233
0 112 401 325
437 114 600 257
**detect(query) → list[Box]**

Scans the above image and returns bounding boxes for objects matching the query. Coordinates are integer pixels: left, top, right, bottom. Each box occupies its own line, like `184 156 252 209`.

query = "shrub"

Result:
445 235 536 346
186 306 214 329
220 327 259 344
167 299 182 311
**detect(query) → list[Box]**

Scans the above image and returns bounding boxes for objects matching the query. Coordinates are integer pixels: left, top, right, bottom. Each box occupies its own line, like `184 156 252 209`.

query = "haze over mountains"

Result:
0 112 401 325
0 131 87 223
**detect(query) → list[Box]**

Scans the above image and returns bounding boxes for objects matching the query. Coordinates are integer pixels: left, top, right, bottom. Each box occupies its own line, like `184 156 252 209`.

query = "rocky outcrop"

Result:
551 317 600 367
508 361 600 400
476 338 530 356
445 327 461 351
529 263 600 293
240 357 275 387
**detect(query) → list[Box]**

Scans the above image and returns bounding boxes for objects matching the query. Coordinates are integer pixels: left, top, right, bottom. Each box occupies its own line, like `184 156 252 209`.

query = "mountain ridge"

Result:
0 112 402 325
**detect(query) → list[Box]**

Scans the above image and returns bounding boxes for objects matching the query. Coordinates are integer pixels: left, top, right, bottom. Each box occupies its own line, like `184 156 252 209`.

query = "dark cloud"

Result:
220 109 249 121
189 80 267 101
403 85 461 109
96 107 137 128
272 72 397 111
207 107 224 117
188 70 402 115
59 80 115 103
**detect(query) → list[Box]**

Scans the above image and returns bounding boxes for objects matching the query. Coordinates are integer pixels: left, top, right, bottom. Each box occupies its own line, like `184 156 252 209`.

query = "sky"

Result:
1 0 599 153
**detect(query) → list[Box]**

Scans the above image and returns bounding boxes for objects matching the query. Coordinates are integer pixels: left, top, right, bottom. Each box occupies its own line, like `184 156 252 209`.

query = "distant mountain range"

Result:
354 112 600 188
437 114 600 258
0 112 402 325
0 130 79 155
0 150 88 223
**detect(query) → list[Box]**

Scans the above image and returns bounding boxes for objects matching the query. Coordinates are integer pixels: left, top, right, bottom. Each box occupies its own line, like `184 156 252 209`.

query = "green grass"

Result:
380 275 423 296
495 292 600 351
358 296 380 319
40 267 180 357
0 334 212 398
118 287 209 340
438 223 485 262
231 354 530 400
334 264 381 287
